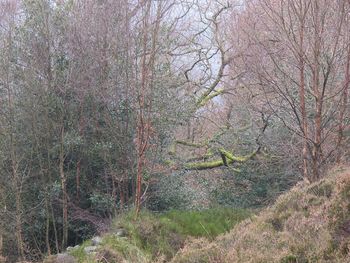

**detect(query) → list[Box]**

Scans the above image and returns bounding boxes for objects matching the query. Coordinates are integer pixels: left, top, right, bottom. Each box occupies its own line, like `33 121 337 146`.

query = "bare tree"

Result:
230 0 349 181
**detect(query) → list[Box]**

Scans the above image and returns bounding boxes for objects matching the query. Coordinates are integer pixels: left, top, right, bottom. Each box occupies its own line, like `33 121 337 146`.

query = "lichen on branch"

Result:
175 140 208 148
218 148 259 162
183 148 259 170
196 88 224 108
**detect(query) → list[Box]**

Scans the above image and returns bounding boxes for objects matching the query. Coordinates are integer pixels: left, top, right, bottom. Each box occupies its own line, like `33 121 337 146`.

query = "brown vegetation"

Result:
172 167 350 262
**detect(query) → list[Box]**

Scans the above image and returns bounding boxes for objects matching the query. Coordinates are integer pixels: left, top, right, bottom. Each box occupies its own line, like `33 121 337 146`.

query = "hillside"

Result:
44 208 250 263
172 167 350 263
46 167 350 263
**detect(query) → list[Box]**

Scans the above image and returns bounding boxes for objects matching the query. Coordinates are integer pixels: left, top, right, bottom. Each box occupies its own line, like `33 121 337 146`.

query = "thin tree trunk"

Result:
0 233 3 261
135 155 145 216
50 200 60 253
299 21 309 179
135 0 152 218
336 45 350 163
14 179 24 259
111 174 118 214
118 179 125 210
123 0 131 208
59 126 68 249
45 192 51 256
76 159 81 201
312 3 322 181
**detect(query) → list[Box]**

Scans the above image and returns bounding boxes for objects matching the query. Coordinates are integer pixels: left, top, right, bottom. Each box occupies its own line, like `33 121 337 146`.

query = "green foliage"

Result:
147 172 197 210
211 159 299 208
89 193 115 216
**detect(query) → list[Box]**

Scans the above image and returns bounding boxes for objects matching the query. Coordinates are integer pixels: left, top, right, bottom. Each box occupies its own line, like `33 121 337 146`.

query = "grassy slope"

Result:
172 167 350 263
66 208 250 263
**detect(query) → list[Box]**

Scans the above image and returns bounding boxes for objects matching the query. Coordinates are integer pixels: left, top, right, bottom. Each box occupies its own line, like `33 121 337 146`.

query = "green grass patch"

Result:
65 208 251 262
160 207 250 239
112 207 251 260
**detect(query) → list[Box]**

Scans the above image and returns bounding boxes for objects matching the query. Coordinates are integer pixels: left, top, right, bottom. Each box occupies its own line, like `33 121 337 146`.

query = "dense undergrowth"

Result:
64 208 250 263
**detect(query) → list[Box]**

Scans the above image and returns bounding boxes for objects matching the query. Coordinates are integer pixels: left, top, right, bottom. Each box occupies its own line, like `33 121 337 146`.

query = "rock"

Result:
91 236 103 246
114 228 127 237
66 246 73 252
73 245 80 249
84 246 98 254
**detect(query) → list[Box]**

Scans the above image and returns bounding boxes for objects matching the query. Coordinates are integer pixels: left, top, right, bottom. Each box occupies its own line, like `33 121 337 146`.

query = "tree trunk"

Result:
336 45 350 163
312 5 322 181
14 183 24 259
118 179 125 210
298 14 309 180
45 192 51 256
135 0 152 218
0 233 3 260
76 159 81 201
50 200 60 253
59 126 68 250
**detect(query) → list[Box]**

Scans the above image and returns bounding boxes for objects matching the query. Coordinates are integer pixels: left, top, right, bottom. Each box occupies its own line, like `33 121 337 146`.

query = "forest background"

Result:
0 0 349 261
